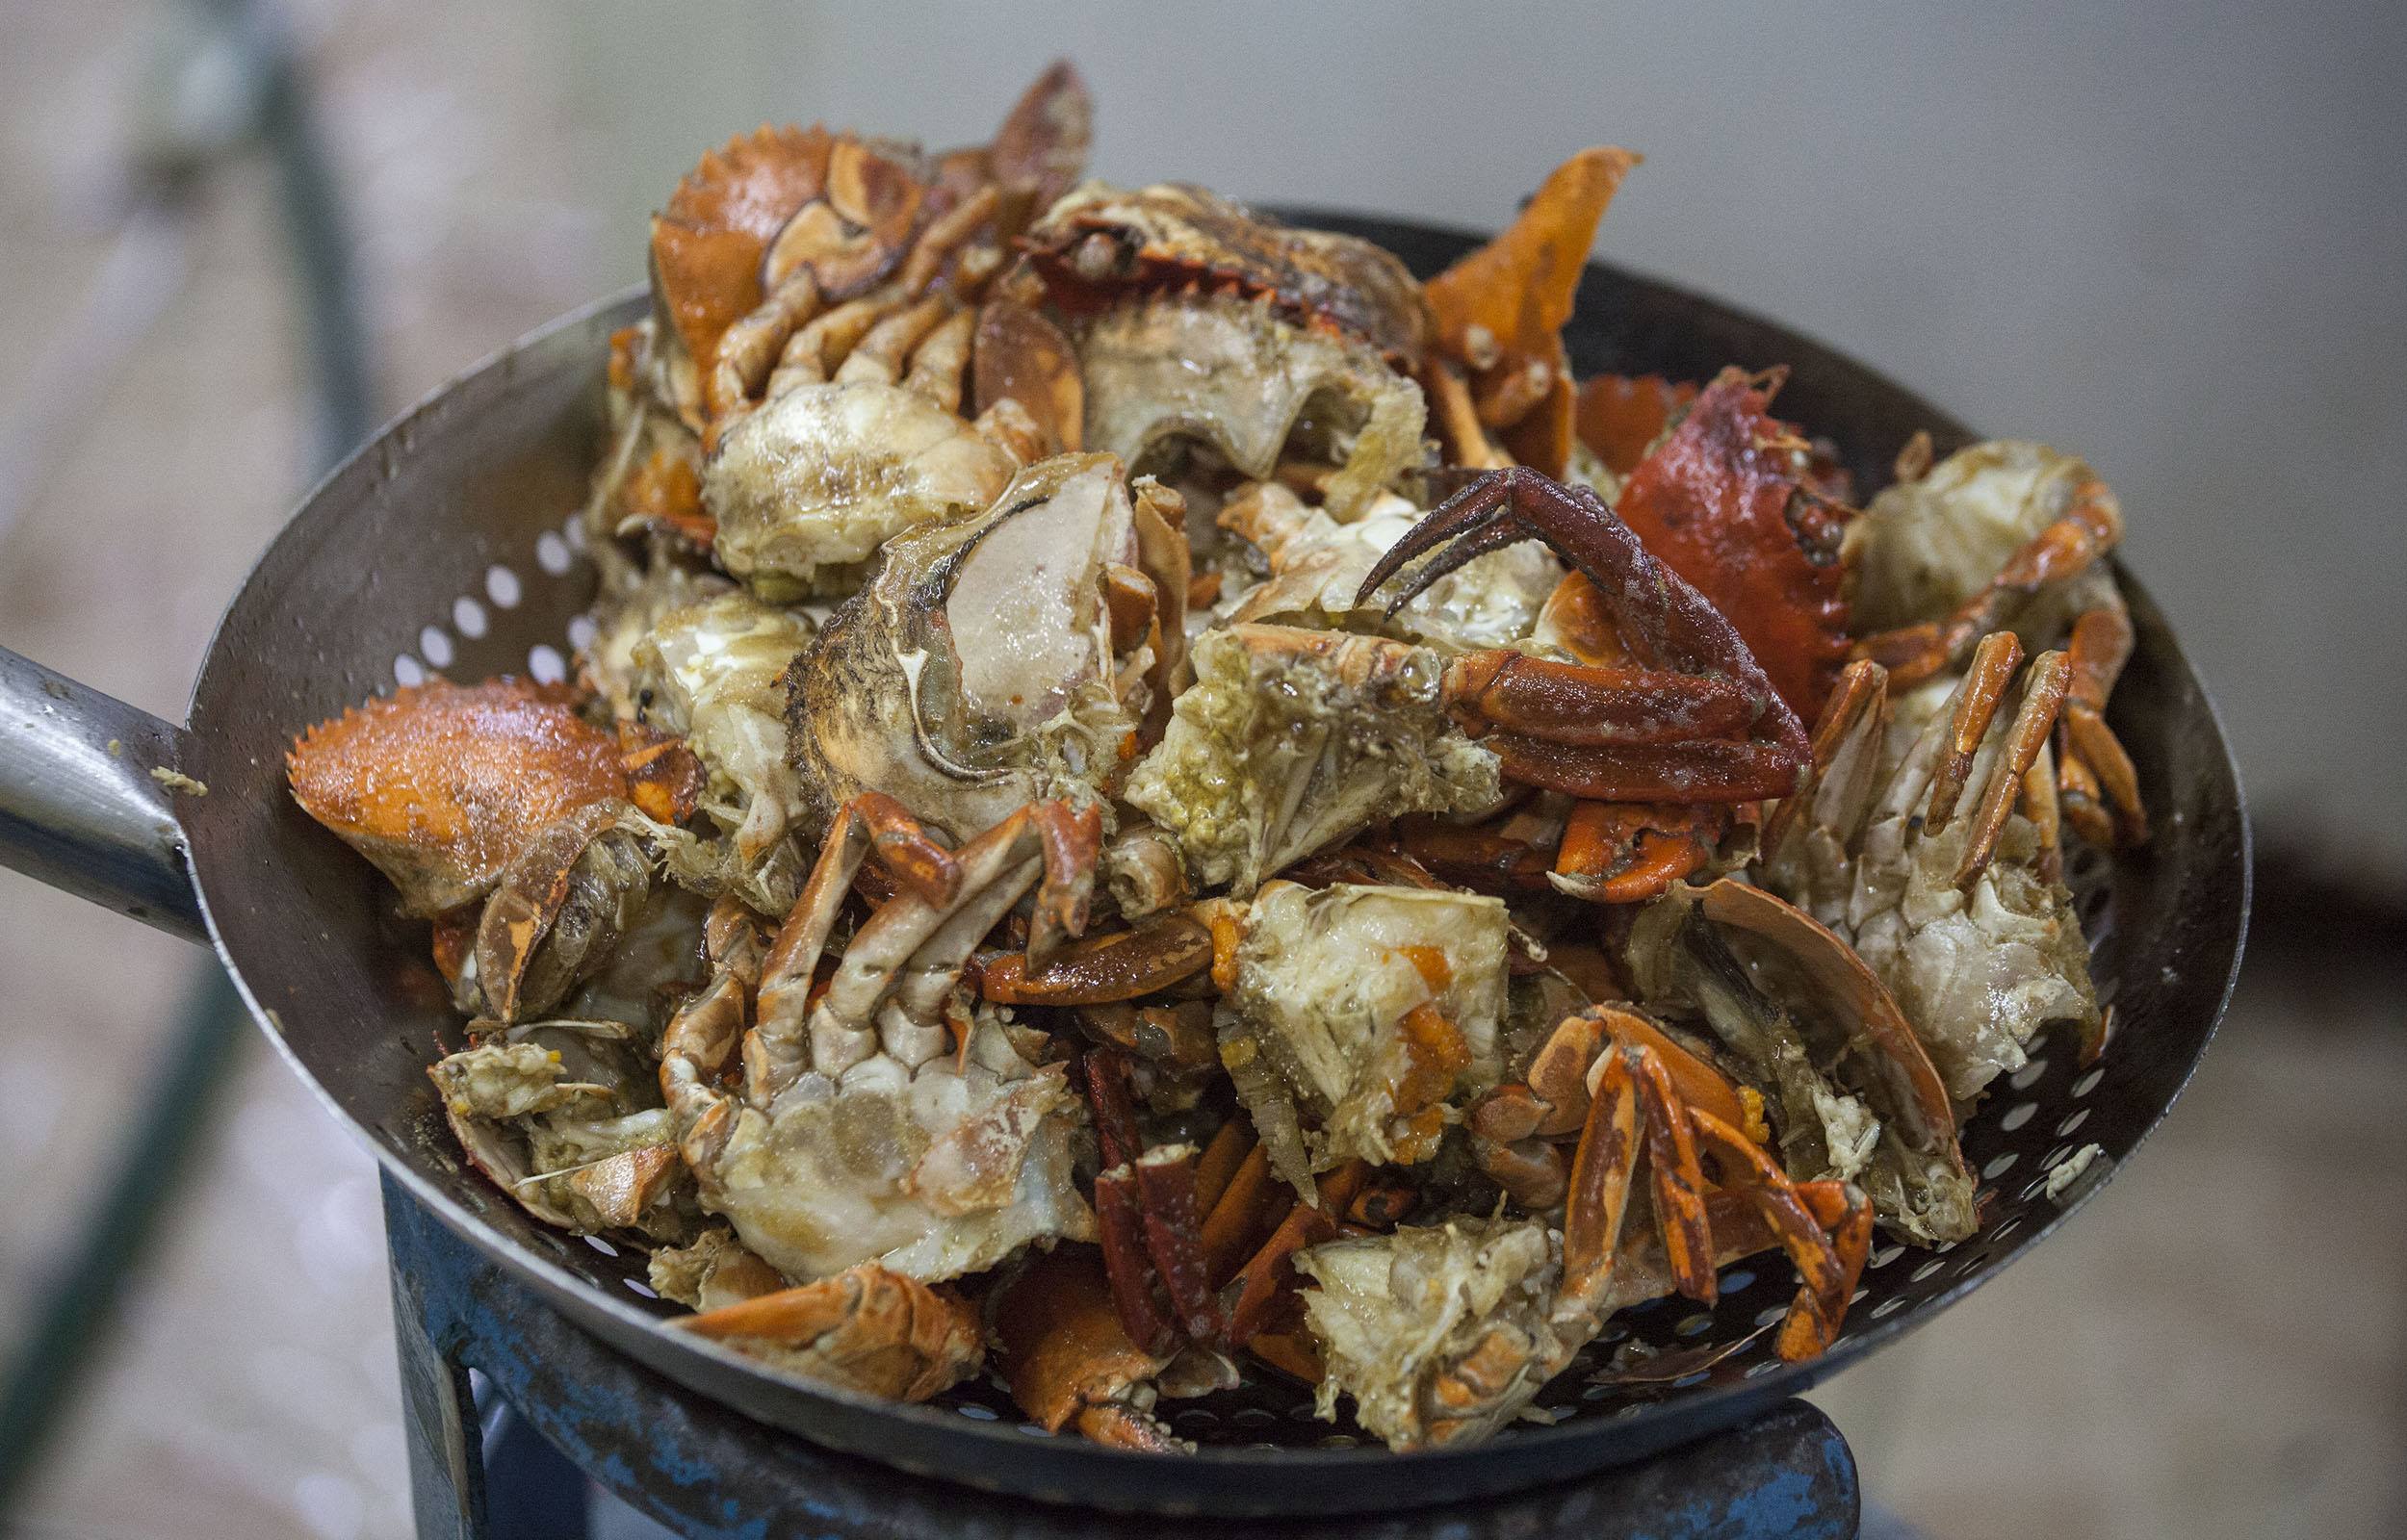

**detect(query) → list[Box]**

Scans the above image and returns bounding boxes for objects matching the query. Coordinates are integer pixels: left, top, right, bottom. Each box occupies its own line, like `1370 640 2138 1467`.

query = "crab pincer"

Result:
1357 466 1811 803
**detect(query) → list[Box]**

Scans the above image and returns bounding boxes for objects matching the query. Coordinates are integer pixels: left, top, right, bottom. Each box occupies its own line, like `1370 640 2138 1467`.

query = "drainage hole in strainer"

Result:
1910 1258 1944 1282
1719 1269 1757 1295
623 1277 657 1299
1674 1312 1713 1338
1754 1305 1787 1328
1746 1360 1781 1378
529 644 567 684
536 531 573 576
568 614 599 650
2057 1108 2092 1137
419 626 453 669
2072 1065 2105 1097
453 596 488 637
1869 1245 1904 1270
1871 1297 1906 1320
957 1404 998 1421
1983 1151 2020 1179
582 1234 617 1257
485 564 522 608
2000 1101 2039 1132
393 654 425 688
2008 1058 2049 1091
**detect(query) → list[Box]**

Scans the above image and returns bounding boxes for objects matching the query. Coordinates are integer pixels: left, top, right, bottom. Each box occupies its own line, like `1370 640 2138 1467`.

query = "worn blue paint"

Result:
384 1174 1856 1538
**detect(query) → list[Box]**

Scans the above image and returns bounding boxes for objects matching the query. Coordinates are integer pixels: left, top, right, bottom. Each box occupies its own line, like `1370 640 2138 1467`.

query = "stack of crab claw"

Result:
285 66 2143 1454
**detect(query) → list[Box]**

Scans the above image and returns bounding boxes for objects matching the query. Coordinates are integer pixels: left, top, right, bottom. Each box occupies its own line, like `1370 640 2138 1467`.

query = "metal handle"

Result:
0 645 207 942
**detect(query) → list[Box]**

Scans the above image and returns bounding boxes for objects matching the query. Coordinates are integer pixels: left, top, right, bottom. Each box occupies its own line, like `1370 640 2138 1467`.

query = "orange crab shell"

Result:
1613 368 1851 722
287 679 628 917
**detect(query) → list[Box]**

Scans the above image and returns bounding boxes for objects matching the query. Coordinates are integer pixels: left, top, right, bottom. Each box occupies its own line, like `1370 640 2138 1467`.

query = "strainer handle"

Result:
0 646 206 943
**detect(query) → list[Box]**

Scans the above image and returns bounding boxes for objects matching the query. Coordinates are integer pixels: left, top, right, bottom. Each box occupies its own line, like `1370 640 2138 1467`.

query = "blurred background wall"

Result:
0 3 2399 1538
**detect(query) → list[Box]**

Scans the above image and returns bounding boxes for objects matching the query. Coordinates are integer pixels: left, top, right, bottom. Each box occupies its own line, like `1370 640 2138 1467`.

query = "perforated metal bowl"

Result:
0 216 2246 1516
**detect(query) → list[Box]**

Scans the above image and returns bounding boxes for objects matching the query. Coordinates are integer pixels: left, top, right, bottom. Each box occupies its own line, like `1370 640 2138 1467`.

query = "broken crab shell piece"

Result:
632 589 817 869
1073 291 1427 522
1123 624 1505 894
678 1263 983 1403
789 451 1188 843
287 679 628 917
661 802 1098 1283
647 1225 789 1312
1217 881 1509 1192
1022 183 1433 519
473 799 655 1023
704 378 1022 600
991 1247 1184 1451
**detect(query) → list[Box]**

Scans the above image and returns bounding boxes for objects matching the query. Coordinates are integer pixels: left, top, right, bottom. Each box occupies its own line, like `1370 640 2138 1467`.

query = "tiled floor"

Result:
1 4 2401 1537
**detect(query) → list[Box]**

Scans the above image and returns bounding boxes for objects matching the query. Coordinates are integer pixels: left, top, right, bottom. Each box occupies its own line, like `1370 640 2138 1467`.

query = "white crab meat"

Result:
1296 1217 1563 1450
1218 484 1565 650
1124 625 1502 892
635 590 815 860
1219 881 1508 1188
705 379 1019 600
697 1015 1092 1282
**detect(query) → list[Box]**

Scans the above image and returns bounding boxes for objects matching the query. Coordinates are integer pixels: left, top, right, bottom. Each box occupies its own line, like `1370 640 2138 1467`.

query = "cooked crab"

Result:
1213 881 1509 1192
789 450 1188 848
1010 182 1431 520
288 679 634 916
660 798 1097 1283
1849 439 2147 847
431 1015 689 1239
1299 1018 1870 1449
629 588 817 905
1761 640 2102 1094
676 1262 985 1402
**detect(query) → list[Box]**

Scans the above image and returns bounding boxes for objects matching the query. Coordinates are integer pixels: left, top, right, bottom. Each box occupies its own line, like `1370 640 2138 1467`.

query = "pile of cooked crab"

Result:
286 64 2148 1453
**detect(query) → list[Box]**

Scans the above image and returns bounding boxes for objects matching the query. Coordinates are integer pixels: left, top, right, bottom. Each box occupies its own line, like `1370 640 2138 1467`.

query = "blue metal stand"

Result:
384 1173 1858 1540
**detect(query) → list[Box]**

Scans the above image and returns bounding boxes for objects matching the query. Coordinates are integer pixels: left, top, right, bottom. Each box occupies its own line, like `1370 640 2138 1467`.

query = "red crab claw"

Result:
1358 466 1811 802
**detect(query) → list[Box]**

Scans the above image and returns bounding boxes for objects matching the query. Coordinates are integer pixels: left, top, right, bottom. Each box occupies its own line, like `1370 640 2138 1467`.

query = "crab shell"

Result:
1024 183 1431 363
287 680 628 917
1020 184 1434 519
788 451 1188 840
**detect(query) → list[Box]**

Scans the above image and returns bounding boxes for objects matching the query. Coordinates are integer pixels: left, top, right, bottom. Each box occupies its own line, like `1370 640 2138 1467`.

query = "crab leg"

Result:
1222 1163 1366 1343
706 269 824 437
836 294 955 387
1687 1110 1846 1311
2058 604 2150 846
902 306 978 411
1630 1047 1718 1305
1953 650 2072 886
1762 658 1889 855
1853 475 2124 685
975 911 1212 1004
678 1264 983 1402
1488 735 1806 803
992 1249 1180 1451
1923 632 2026 833
1776 1181 1875 1362
752 794 958 1089
897 183 1002 295
767 288 905 396
660 899 767 1168
1558 1045 1643 1321
1135 1144 1228 1344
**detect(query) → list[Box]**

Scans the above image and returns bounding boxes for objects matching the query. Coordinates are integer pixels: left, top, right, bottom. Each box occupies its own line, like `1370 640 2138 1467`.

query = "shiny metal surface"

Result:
0 646 203 941
0 219 2248 1516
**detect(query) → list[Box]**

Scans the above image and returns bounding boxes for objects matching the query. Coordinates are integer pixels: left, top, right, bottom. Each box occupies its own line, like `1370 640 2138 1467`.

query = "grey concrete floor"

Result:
2 4 2401 1536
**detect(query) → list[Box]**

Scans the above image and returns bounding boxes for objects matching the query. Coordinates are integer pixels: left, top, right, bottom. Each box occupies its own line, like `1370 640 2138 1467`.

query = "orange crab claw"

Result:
287 680 627 917
1551 800 1730 905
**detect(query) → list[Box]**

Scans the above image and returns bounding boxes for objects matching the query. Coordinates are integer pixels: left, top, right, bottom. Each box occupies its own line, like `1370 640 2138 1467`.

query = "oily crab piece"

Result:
1613 368 1852 721
1358 466 1811 803
677 1263 983 1403
287 680 627 916
1423 148 1639 476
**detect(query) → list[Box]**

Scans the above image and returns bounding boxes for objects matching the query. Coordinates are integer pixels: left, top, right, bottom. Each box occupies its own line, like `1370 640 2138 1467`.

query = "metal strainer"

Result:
0 215 2248 1517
